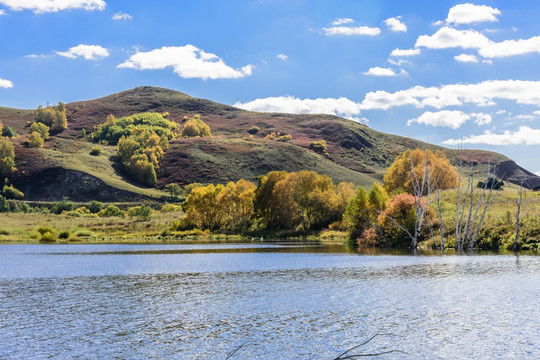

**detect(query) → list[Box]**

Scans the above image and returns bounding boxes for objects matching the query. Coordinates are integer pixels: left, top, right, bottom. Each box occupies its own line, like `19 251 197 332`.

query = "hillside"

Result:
1 86 538 201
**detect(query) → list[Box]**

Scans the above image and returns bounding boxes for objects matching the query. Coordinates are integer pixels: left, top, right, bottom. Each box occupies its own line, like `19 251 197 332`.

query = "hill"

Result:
1 86 538 201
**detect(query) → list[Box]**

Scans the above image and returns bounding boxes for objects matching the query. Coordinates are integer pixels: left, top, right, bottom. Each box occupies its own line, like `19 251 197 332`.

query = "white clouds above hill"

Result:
118 45 253 80
56 44 109 60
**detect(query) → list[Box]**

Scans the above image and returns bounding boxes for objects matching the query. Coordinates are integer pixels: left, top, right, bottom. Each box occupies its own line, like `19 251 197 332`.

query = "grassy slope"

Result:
1 86 538 201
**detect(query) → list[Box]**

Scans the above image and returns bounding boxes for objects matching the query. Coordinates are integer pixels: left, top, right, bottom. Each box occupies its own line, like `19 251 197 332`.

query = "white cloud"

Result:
0 77 13 88
479 36 540 58
363 67 406 77
384 16 407 32
388 58 410 66
0 0 105 13
446 3 501 25
112 11 132 21
323 26 380 36
471 112 492 125
390 48 420 57
56 44 109 60
234 96 363 120
443 126 540 145
359 80 540 110
415 27 492 50
533 110 540 116
0 9 5 15
454 53 478 63
408 110 470 129
276 54 288 60
118 45 253 80
332 18 354 26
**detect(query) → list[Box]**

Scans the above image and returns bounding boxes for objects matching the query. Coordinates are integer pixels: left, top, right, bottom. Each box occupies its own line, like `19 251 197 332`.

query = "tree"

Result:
343 186 370 242
184 184 225 230
27 132 44 148
383 149 458 195
217 179 256 231
88 200 104 213
0 138 15 176
30 122 50 140
164 183 183 199
181 115 212 137
2 126 16 138
253 171 288 228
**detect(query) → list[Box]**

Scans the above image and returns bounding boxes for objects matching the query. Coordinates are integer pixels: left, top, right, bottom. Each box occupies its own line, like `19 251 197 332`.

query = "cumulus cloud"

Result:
408 110 470 129
358 80 540 110
445 3 501 25
416 27 491 50
471 112 492 125
454 53 479 63
0 0 106 13
443 126 540 145
112 11 132 21
332 18 354 26
479 36 540 58
390 48 420 57
384 17 407 32
363 67 405 76
56 44 109 60
323 25 380 36
276 54 288 60
0 77 13 88
233 96 363 121
118 45 253 80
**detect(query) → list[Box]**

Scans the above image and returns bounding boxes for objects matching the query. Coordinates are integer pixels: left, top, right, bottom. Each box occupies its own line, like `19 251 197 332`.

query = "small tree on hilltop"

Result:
181 115 212 138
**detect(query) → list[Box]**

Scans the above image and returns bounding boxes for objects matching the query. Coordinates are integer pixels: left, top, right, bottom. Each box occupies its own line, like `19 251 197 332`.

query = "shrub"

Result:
58 230 71 239
0 195 9 212
477 177 504 190
127 205 152 220
39 231 58 243
30 122 50 140
181 115 212 138
278 134 292 142
87 200 104 213
28 132 44 148
309 140 328 155
2 126 16 138
50 197 74 214
247 126 260 134
3 184 24 199
161 203 182 212
98 205 125 217
90 145 102 156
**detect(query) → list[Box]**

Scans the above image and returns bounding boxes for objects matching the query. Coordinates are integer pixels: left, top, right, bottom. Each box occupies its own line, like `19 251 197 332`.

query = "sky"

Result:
1 0 540 174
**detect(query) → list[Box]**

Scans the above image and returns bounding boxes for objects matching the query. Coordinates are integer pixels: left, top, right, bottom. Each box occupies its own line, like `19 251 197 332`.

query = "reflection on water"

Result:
0 244 538 359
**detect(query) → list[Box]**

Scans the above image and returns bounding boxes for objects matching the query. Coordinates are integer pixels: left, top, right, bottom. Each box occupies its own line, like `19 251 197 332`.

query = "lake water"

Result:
0 243 538 359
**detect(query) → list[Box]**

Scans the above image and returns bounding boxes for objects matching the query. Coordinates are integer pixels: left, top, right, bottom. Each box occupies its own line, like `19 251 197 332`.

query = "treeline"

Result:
175 149 461 248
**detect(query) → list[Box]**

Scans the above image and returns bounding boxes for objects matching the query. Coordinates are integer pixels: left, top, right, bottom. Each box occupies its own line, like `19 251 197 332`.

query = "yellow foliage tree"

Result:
28 132 44 148
383 149 458 195
181 115 212 137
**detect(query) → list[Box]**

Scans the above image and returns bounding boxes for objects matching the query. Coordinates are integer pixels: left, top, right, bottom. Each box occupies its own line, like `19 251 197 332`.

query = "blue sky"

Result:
1 1 540 173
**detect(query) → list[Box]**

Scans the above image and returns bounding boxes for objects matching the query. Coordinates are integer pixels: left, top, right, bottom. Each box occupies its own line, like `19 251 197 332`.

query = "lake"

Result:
0 243 538 359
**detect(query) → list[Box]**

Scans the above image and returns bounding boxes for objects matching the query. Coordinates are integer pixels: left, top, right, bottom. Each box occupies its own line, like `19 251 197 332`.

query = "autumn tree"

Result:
184 184 225 230
164 183 183 199
383 149 458 195
181 115 212 137
30 122 50 140
27 133 44 148
217 179 256 231
0 138 15 177
36 102 67 132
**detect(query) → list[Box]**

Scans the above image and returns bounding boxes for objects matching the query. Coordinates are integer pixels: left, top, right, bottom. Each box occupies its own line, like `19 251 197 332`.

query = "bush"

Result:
247 126 260 134
28 132 44 148
87 200 104 213
98 205 125 217
50 197 74 214
278 134 292 142
181 115 212 137
477 177 504 190
58 230 71 239
30 122 50 140
2 126 16 138
90 145 102 156
39 231 58 243
161 203 182 212
127 205 152 220
0 195 9 212
3 184 24 199
309 140 328 155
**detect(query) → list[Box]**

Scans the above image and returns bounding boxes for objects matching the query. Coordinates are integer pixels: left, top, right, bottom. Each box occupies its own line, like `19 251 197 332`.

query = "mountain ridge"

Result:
1 86 538 201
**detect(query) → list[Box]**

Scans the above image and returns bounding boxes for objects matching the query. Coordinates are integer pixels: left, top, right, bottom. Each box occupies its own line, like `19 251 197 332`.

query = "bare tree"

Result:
453 154 500 251
333 334 406 359
513 177 529 252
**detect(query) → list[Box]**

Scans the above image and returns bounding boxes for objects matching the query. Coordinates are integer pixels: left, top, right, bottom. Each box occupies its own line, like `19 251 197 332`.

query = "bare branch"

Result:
225 342 248 360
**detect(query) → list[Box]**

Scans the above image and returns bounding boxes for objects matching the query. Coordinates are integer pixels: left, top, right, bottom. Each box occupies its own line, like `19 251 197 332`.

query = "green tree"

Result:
87 200 104 213
0 138 15 176
164 183 183 198
2 126 16 138
343 186 370 244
